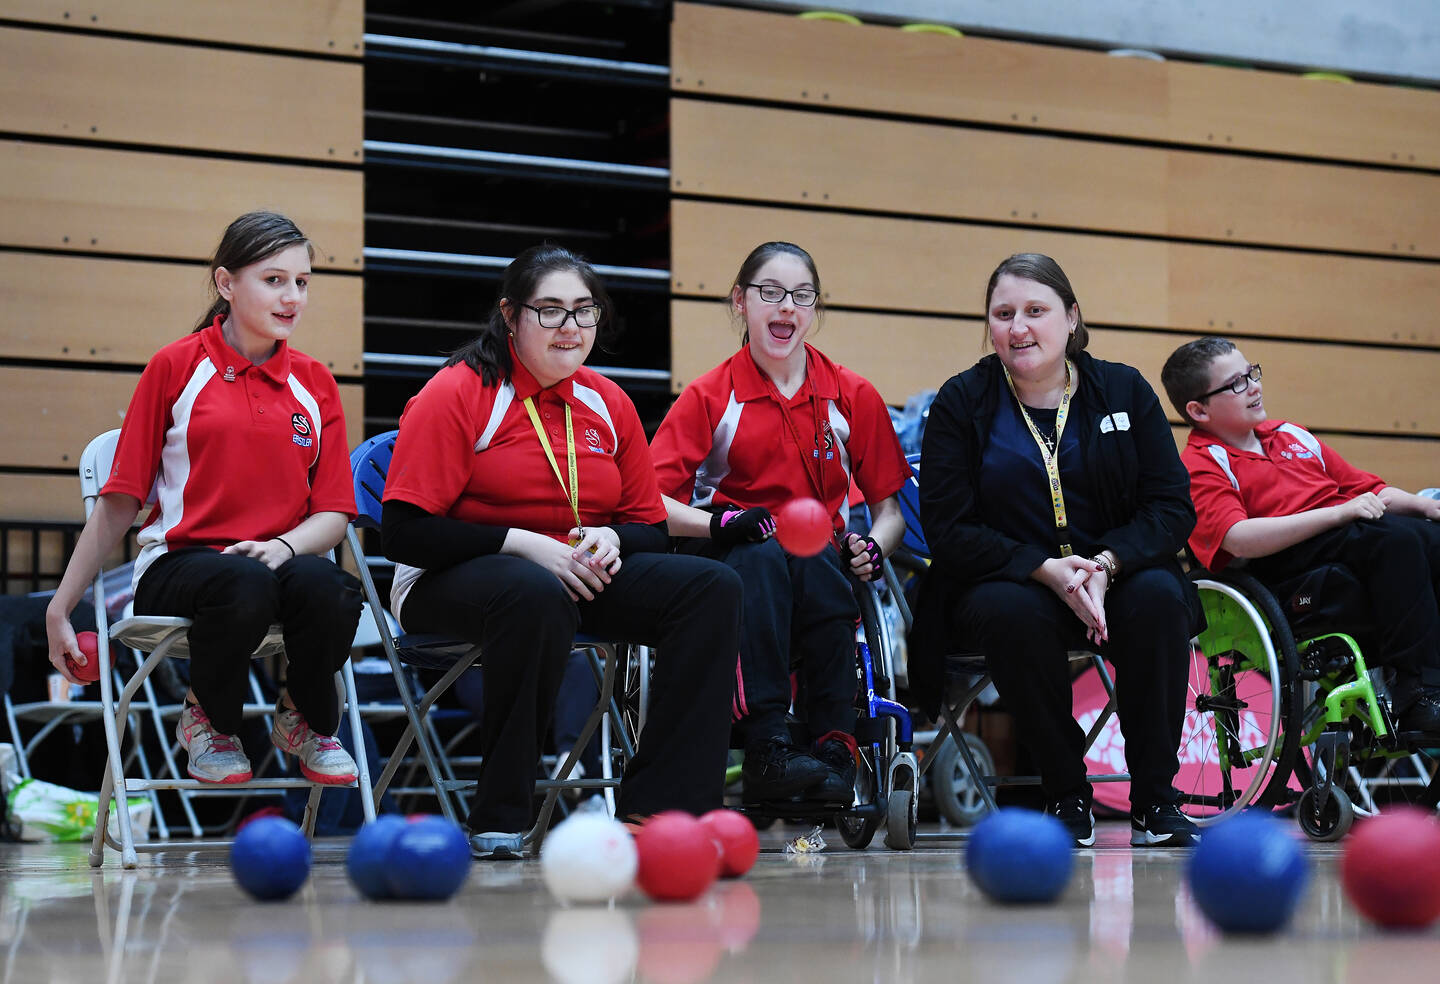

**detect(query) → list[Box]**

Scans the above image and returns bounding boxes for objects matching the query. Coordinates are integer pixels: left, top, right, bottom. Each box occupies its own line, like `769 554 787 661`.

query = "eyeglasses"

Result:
1197 363 1262 400
746 284 818 308
521 303 602 329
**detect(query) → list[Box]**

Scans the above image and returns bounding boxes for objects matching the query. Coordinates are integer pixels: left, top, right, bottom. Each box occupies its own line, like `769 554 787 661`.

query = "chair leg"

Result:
299 784 323 837
529 642 621 849
340 661 377 824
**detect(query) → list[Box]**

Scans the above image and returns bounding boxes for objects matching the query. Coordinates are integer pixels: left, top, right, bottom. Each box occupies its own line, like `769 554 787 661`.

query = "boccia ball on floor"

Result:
634 811 722 902
1187 811 1308 934
699 809 759 878
69 630 103 684
541 813 639 903
384 815 472 901
1341 806 1440 929
347 815 410 900
965 808 1074 904
231 816 312 901
774 498 833 556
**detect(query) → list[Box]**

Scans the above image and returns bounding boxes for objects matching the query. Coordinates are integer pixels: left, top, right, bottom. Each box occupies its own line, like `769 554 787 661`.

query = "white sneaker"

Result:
270 704 357 785
176 703 253 784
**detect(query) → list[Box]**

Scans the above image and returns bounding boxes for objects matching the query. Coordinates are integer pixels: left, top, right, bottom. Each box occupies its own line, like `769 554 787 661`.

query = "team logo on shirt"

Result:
813 421 835 461
291 413 313 448
1281 443 1313 461
584 427 609 454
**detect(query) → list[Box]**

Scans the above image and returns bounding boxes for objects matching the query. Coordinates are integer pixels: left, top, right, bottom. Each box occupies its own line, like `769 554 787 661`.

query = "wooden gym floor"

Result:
2 819 1435 984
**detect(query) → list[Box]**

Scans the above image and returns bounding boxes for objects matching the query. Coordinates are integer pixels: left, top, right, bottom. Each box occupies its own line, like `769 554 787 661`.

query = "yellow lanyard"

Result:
1003 360 1075 557
523 396 582 536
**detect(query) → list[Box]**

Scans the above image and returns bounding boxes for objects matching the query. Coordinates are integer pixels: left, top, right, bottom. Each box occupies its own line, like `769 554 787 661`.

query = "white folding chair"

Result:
79 429 377 868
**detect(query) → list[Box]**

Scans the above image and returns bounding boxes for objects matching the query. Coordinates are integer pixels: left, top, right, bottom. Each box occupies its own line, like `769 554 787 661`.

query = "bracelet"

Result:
274 536 297 559
1091 553 1117 581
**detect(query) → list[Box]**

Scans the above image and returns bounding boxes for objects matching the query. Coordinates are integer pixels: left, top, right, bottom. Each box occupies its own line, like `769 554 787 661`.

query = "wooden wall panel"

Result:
671 100 1439 258
0 141 363 270
672 3 1440 169
2 0 363 56
4 475 85 524
0 28 362 162
671 201 1440 347
672 301 1440 438
0 253 364 373
0 367 364 469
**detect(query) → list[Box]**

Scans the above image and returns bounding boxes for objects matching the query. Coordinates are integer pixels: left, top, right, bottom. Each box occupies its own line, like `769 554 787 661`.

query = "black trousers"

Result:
400 551 742 833
1249 514 1440 685
949 567 1192 809
702 538 859 744
134 548 363 736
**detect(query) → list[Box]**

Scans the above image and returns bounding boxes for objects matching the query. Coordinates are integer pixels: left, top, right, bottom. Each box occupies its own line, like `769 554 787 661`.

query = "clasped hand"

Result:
1035 555 1110 646
533 527 622 601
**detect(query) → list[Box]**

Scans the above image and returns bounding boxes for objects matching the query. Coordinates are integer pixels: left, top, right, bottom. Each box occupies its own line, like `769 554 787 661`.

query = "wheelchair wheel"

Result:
883 788 917 851
1298 785 1354 841
836 757 879 849
1178 575 1302 824
927 732 994 827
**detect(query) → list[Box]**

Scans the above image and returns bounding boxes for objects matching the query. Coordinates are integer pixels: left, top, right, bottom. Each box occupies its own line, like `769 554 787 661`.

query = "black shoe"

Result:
1398 687 1440 733
1048 793 1095 847
742 737 828 801
810 731 858 805
1130 803 1200 847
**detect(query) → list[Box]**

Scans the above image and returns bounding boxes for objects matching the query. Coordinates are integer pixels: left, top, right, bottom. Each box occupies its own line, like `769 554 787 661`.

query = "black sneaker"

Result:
1398 688 1440 733
1130 803 1200 847
741 737 828 802
1048 794 1095 847
810 731 858 805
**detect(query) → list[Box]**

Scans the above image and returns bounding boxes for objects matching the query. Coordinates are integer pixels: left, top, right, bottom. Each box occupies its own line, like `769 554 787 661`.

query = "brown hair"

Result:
983 253 1088 357
446 243 616 386
729 241 824 344
194 212 312 332
1161 336 1238 425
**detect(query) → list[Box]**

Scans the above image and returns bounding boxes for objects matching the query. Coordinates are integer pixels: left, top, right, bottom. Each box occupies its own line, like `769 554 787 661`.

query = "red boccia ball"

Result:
67 631 103 684
699 809 759 879
634 811 721 902
1341 807 1440 928
774 497 833 557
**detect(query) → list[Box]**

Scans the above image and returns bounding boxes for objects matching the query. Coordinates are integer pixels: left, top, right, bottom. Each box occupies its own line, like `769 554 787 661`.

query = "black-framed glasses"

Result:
1197 363 1262 400
746 283 818 307
521 303 602 329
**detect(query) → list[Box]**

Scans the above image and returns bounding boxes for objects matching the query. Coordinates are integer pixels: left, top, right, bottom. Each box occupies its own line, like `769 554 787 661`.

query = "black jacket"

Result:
907 351 1202 716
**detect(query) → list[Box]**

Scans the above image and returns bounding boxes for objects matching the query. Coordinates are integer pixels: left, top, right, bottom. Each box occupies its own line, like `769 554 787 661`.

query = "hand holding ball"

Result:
774 498 833 557
67 630 102 684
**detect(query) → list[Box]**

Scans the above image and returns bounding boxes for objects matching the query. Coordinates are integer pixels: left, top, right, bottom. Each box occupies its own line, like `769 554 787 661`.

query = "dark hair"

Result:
446 244 616 386
1161 336 1238 425
982 253 1088 357
729 241 824 344
193 211 312 332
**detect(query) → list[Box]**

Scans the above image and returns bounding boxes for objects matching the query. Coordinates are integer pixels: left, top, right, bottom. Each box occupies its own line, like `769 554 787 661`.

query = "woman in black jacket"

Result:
910 253 1202 848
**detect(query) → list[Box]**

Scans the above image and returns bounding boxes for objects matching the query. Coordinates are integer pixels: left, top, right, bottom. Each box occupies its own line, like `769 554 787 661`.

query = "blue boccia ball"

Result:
1188 811 1308 934
966 808 1074 904
347 815 410 900
384 816 472 901
231 816 312 901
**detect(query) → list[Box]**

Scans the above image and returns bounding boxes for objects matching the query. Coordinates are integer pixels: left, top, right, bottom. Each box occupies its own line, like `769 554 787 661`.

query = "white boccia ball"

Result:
540 814 638 903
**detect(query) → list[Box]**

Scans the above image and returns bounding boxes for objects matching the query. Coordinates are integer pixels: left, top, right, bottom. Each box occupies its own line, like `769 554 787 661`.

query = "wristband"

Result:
274 536 297 559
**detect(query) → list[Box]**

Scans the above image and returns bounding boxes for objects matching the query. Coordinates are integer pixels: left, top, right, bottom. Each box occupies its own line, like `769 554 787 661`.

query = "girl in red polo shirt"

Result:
381 244 742 859
650 242 910 805
45 212 362 787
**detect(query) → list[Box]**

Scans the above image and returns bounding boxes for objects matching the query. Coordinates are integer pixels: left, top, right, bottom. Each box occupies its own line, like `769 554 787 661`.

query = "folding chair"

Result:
347 431 634 848
892 454 1128 836
79 430 377 868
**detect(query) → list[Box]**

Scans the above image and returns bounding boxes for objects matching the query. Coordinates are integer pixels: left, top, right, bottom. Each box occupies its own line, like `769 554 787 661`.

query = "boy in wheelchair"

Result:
1162 337 1440 733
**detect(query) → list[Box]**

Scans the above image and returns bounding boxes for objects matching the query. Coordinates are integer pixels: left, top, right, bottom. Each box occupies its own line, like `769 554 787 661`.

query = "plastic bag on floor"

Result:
5 776 150 843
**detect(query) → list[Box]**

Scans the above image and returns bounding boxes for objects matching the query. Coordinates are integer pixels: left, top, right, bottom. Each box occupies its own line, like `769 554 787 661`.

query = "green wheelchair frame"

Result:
1183 568 1440 840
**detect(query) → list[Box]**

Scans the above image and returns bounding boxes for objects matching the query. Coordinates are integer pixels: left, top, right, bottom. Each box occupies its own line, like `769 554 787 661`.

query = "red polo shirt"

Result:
650 343 909 532
1182 420 1386 570
104 318 356 585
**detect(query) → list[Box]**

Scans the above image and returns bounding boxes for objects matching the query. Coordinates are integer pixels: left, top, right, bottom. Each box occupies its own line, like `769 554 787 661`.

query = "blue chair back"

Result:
897 453 929 558
350 430 398 530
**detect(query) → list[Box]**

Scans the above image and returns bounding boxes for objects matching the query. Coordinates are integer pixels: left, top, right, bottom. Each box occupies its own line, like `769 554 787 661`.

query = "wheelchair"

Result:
724 563 921 851
1180 561 1440 840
